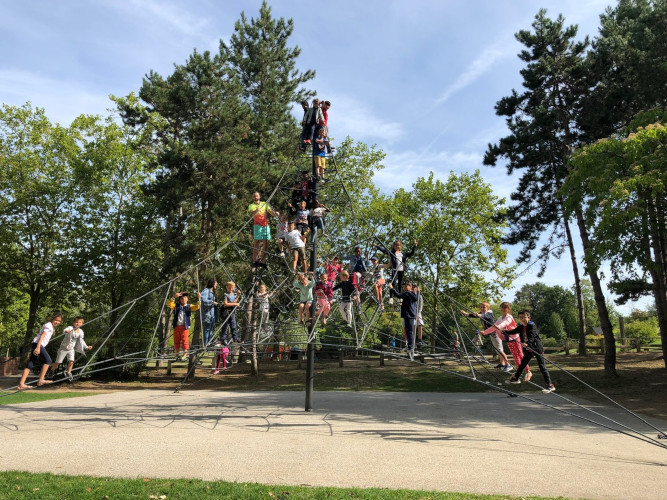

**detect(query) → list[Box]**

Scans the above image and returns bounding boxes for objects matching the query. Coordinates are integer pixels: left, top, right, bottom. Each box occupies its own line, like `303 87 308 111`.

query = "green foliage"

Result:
624 317 659 345
222 0 315 156
549 312 566 343
0 103 82 343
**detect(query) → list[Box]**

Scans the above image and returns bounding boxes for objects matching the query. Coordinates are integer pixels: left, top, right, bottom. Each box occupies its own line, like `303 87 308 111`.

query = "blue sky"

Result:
0 0 648 314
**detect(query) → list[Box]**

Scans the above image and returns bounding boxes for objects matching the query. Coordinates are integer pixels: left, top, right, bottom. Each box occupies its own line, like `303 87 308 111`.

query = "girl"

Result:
17 312 63 389
482 302 526 374
374 239 418 293
507 311 553 392
370 256 388 310
314 273 333 325
256 283 275 339
293 272 315 323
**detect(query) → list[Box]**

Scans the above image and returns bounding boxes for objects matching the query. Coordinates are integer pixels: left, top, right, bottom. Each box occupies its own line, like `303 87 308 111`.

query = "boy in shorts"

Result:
313 128 329 181
285 221 307 273
50 316 92 381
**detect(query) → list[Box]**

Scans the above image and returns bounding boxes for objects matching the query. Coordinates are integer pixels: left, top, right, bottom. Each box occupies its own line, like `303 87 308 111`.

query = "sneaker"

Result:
494 363 503 369
507 376 521 384
65 372 73 381
542 384 556 394
523 372 532 382
408 350 414 361
213 370 219 375
501 365 513 373
388 298 394 305
279 252 285 258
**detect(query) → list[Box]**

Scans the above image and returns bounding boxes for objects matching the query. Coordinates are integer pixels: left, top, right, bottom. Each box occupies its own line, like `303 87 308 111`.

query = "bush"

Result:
541 336 559 347
624 317 658 345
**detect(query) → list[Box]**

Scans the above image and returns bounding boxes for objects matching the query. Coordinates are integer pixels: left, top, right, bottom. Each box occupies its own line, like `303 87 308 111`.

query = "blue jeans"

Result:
220 311 238 342
203 322 215 346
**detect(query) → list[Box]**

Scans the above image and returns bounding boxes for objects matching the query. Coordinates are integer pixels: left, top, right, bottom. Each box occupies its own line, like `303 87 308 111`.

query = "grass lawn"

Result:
0 391 99 406
0 471 564 500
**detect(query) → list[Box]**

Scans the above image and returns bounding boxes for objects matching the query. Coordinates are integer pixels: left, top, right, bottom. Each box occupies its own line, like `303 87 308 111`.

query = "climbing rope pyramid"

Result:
3 142 666 451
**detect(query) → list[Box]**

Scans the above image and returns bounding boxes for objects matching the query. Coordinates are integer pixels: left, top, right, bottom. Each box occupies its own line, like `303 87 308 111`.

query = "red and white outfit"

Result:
483 314 529 372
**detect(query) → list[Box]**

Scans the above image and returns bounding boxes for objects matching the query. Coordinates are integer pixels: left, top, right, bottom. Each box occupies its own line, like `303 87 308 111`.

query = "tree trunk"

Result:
562 211 587 355
647 197 667 369
575 208 617 375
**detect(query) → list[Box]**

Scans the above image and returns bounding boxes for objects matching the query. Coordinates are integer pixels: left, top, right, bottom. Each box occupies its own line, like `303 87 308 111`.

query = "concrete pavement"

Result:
0 390 665 499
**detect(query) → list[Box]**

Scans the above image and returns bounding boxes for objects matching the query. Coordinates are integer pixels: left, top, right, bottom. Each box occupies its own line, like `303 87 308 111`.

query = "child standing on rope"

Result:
309 200 329 238
313 128 330 181
285 221 308 273
49 316 92 381
370 256 388 310
248 191 279 270
315 273 333 325
220 282 241 345
414 285 425 347
333 270 357 326
507 311 555 393
293 272 316 323
17 312 63 390
275 214 289 258
461 301 501 362
256 283 274 337
325 256 342 286
168 291 201 359
200 279 219 347
288 199 310 236
482 301 519 373
374 239 418 293
388 282 419 358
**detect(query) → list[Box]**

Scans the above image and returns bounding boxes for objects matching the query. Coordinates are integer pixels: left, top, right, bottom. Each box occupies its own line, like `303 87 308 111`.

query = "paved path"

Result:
0 390 665 499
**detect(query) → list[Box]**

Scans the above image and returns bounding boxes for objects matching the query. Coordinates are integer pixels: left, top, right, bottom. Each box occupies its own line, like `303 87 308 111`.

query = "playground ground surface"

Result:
1 352 665 499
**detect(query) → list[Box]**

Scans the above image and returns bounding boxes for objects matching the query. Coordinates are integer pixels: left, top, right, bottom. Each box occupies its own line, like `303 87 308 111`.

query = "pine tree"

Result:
222 0 315 162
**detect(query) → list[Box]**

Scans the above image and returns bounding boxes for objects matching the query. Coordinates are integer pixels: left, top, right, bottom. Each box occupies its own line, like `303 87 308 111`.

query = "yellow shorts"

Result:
315 156 326 169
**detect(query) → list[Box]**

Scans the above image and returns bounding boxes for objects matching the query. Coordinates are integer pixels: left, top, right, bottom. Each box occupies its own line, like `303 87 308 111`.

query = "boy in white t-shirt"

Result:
285 221 307 273
17 312 63 390
49 316 92 381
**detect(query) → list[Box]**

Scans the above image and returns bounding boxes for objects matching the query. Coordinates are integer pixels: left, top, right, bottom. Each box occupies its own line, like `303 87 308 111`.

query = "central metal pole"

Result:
305 147 318 411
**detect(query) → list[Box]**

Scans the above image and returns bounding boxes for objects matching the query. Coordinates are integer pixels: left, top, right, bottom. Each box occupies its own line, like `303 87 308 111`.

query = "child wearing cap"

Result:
168 291 201 359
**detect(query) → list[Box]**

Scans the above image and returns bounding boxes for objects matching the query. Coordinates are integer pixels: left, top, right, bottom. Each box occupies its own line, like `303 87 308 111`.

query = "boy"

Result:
507 310 556 393
17 312 63 390
248 191 279 270
220 281 241 345
313 128 329 181
50 316 92 381
288 199 310 236
168 291 201 359
285 221 307 272
333 270 357 326
388 281 419 358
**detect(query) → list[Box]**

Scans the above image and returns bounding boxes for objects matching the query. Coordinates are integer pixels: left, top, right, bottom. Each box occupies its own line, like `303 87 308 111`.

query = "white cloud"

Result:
376 148 482 193
106 0 209 40
308 92 404 144
435 46 511 105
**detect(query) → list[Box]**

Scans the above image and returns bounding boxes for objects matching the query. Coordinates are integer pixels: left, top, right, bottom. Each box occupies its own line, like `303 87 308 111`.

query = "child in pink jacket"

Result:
482 302 529 376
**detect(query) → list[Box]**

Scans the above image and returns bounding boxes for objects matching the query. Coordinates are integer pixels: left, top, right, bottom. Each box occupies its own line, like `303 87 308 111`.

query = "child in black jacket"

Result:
507 310 555 393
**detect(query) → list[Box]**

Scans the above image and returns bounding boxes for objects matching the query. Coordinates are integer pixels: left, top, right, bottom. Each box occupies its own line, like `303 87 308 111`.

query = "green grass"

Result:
0 391 99 406
0 471 566 499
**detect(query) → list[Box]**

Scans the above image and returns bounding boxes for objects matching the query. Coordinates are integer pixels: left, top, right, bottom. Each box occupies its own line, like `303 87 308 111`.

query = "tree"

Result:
0 103 80 346
372 171 514 343
116 50 256 274
581 0 667 140
484 10 618 373
66 114 163 324
222 0 315 159
564 119 667 366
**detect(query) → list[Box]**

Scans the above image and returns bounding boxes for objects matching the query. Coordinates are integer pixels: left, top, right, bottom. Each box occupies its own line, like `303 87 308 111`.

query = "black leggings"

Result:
390 270 405 290
27 342 52 369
